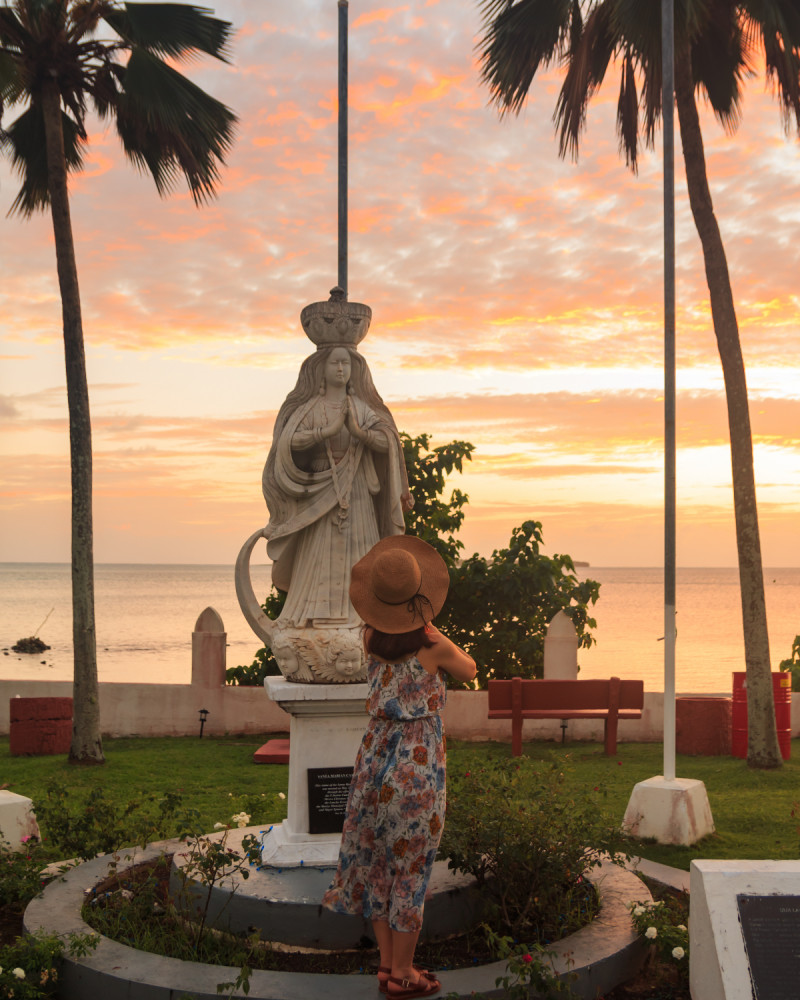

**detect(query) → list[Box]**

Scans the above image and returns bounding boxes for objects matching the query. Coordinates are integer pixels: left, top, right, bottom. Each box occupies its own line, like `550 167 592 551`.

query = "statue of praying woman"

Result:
263 343 411 628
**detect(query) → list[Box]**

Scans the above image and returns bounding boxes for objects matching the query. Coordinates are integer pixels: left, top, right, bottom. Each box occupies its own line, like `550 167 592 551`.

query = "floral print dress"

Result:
321 653 447 932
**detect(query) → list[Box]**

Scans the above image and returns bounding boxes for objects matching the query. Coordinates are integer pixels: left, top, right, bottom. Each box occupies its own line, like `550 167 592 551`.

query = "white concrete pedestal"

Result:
690 860 800 1000
0 790 40 849
260 677 368 868
622 775 714 846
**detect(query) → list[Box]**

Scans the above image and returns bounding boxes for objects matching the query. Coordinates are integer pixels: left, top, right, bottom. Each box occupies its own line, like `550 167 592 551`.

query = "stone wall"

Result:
3 605 798 743
2 680 798 743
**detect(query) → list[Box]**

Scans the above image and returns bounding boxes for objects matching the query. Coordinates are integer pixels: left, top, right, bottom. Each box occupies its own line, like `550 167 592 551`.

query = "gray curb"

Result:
25 842 650 999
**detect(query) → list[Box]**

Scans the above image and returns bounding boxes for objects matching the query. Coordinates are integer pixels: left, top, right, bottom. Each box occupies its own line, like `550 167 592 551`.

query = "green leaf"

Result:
4 103 86 215
104 2 233 61
115 45 235 202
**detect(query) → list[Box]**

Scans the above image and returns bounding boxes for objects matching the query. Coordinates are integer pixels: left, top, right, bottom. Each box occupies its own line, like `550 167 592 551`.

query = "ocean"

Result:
2 563 799 693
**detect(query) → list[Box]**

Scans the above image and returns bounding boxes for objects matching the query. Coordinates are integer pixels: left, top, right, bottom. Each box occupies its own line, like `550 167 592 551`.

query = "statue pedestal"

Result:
260 676 367 868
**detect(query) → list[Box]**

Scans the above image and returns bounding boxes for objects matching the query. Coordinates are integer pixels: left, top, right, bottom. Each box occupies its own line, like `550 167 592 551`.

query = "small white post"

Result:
543 611 579 680
192 607 227 687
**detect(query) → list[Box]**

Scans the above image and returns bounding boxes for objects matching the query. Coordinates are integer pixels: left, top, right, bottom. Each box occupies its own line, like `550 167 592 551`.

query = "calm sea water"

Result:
2 563 799 692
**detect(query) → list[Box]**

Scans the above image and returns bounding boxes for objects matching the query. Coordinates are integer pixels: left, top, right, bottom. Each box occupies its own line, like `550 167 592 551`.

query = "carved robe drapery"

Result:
263 395 406 627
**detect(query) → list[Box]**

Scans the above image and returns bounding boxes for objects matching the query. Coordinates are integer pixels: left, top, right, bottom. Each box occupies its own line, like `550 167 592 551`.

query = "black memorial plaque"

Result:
738 893 800 1000
307 766 354 835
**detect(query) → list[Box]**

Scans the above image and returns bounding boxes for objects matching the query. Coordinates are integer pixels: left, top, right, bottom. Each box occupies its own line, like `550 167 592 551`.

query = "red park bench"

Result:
487 676 644 756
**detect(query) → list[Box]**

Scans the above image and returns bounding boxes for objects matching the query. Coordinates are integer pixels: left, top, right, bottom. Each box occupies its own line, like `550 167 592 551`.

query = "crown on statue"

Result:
300 287 372 349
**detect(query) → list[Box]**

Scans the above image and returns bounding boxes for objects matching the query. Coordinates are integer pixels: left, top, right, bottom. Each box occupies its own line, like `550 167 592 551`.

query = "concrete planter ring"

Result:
24 833 650 999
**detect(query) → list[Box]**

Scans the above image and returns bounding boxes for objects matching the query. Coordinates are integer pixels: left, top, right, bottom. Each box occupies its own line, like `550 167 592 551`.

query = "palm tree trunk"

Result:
40 82 104 765
673 40 780 768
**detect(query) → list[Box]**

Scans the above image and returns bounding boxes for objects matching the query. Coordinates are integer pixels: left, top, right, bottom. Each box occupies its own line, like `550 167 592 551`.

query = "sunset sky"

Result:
2 0 800 569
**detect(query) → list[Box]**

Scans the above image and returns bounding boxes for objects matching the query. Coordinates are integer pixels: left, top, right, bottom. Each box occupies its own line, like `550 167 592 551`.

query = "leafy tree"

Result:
402 433 599 687
439 520 599 688
477 0 800 767
401 431 475 567
0 2 236 762
778 635 800 693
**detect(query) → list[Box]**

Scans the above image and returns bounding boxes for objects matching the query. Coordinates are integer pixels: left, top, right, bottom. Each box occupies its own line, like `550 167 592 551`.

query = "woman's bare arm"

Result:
418 626 476 682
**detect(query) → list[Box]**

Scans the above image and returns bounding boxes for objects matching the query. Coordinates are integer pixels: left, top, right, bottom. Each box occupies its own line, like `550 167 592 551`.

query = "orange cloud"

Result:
352 7 408 29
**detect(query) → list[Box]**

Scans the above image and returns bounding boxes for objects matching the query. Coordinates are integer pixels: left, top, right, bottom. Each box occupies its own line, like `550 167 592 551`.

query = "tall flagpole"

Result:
623 2 713 845
662 0 676 782
338 0 348 296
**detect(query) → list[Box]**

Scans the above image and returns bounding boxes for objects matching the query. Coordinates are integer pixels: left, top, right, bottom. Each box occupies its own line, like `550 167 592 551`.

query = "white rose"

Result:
677 924 687 932
213 822 226 830
672 947 685 960
645 927 658 939
633 905 645 916
13 967 26 979
278 792 286 800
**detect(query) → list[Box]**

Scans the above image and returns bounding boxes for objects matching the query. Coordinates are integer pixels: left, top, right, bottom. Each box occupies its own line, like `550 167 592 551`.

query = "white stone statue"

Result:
235 289 412 682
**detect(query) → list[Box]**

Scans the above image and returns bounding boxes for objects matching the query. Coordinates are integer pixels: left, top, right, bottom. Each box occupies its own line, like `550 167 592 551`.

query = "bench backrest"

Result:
487 677 644 712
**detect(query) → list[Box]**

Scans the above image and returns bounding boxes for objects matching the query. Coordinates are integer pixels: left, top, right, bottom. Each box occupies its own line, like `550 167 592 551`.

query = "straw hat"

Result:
349 535 449 634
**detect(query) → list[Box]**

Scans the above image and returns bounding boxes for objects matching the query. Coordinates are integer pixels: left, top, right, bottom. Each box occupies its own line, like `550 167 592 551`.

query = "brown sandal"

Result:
379 968 440 995
386 973 441 999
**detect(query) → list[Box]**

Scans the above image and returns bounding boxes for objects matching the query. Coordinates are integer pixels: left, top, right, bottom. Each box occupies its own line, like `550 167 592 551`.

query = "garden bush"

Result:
442 758 629 941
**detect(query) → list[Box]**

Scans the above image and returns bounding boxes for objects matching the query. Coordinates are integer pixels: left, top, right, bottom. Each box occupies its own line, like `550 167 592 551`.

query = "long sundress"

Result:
321 654 447 933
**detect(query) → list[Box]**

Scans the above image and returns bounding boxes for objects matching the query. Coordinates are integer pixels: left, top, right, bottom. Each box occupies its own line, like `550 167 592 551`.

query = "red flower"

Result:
412 746 428 765
522 954 533 964
409 854 427 875
393 838 409 858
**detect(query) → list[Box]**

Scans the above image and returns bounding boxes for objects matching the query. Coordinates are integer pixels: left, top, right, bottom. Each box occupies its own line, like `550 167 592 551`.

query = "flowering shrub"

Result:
484 926 579 999
0 840 50 908
0 930 97 999
442 759 628 941
629 896 689 986
33 783 187 861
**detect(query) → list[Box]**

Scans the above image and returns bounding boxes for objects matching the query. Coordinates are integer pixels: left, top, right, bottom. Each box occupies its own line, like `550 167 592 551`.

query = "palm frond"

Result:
1 45 26 108
88 58 123 118
744 0 800 132
103 2 233 61
478 0 575 114
690 0 747 132
555 1 616 161
639 52 662 149
114 46 235 202
616 50 639 169
608 0 664 66
4 101 85 216
0 6 27 48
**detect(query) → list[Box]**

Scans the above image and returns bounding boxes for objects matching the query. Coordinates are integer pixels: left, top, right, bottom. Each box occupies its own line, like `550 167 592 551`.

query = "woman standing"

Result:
322 536 476 998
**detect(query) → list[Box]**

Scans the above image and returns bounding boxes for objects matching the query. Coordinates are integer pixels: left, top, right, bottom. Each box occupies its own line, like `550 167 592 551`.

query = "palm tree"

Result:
478 0 800 768
0 1 236 764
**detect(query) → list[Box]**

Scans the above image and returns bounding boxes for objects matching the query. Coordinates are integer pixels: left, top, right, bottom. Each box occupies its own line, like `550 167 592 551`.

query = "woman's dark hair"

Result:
366 625 435 662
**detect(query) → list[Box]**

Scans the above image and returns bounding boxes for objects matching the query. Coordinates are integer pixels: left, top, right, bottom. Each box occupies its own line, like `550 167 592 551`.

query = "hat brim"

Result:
349 535 449 634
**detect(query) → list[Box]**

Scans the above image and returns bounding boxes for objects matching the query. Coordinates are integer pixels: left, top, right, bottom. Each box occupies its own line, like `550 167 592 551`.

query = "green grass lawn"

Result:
2 734 798 870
